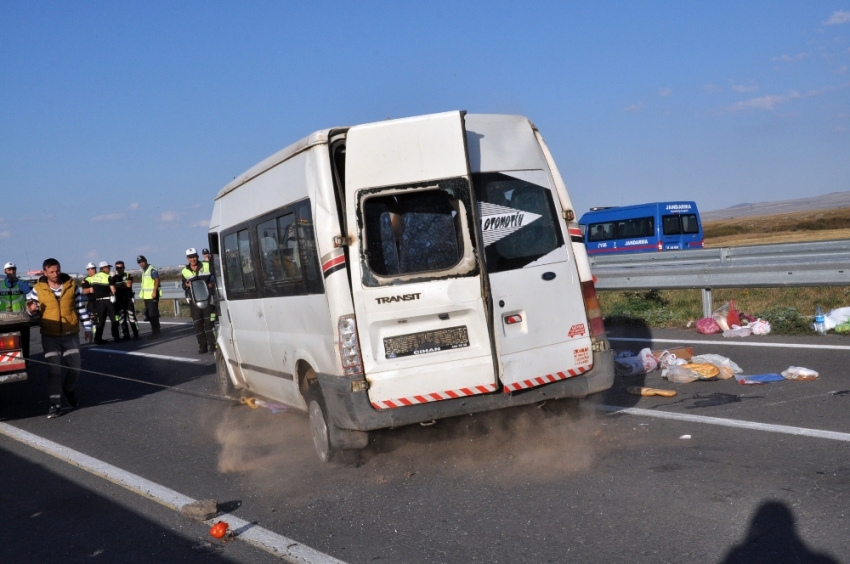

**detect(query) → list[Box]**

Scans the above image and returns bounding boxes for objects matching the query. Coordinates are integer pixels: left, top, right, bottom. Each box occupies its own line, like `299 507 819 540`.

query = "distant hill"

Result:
702 191 850 221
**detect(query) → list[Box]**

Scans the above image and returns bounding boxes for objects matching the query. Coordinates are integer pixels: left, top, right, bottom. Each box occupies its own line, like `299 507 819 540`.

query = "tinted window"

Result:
588 222 615 242
257 214 302 284
473 173 564 272
662 215 681 235
223 232 244 291
681 214 700 234
363 190 462 276
297 204 321 285
616 216 654 238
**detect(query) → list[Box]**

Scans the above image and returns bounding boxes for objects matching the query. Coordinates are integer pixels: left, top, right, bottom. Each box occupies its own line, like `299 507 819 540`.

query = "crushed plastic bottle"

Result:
814 305 826 335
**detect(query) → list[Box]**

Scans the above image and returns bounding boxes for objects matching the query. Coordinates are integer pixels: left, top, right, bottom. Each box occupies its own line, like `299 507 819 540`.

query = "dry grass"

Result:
703 207 850 247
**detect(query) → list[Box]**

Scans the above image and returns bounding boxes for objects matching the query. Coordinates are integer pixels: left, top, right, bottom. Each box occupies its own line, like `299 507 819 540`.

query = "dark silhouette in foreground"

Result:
721 501 838 564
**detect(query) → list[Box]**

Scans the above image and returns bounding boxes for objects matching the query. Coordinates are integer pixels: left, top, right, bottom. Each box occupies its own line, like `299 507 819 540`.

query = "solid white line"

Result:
89 349 200 363
0 422 348 564
609 336 850 351
137 321 192 325
596 404 850 442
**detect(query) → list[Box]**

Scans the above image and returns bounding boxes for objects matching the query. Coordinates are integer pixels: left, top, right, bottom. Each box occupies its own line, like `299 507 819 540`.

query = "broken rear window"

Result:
363 189 463 277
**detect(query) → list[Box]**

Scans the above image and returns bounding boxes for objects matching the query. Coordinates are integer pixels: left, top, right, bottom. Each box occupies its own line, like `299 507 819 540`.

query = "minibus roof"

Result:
216 128 336 200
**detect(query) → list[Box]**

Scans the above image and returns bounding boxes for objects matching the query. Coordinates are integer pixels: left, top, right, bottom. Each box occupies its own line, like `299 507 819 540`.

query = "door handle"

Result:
541 272 556 281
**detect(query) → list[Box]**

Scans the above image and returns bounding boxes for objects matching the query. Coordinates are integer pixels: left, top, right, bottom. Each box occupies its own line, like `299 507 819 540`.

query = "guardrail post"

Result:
701 288 712 318
174 299 180 317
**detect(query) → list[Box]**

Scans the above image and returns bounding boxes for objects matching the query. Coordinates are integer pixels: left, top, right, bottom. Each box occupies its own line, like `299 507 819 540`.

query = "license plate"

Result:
384 326 470 359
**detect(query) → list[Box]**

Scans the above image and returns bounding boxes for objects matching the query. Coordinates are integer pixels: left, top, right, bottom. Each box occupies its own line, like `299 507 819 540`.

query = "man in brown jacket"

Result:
27 258 93 418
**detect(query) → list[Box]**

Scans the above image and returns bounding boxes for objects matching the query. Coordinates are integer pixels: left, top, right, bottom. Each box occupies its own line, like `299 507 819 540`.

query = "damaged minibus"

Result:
209 111 614 463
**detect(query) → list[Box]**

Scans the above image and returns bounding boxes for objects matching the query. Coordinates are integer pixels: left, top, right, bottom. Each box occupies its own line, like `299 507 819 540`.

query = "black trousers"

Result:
143 298 161 335
115 296 139 337
95 299 119 342
190 302 216 348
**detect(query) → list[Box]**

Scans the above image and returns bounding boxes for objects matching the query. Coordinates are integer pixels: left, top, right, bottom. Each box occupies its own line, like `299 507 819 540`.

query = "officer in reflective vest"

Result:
111 260 139 340
182 248 216 354
2 261 32 357
81 262 98 328
136 255 162 339
91 261 119 344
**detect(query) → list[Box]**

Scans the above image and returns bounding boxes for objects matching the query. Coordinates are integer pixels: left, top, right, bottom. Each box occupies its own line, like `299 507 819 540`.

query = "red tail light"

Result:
657 241 663 251
581 281 606 338
0 334 21 351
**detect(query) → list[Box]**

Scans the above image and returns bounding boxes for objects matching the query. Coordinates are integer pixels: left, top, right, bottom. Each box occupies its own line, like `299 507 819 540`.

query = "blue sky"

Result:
1 1 848 272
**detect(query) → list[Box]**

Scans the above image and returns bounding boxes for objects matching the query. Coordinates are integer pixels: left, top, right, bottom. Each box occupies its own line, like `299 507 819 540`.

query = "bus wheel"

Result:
309 398 335 463
215 352 235 398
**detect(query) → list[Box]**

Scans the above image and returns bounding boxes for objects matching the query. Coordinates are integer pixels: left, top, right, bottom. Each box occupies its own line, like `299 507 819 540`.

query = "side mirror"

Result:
189 278 210 309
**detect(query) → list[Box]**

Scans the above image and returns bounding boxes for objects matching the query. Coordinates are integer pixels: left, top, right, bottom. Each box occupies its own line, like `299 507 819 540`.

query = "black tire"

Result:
309 398 335 463
215 352 235 398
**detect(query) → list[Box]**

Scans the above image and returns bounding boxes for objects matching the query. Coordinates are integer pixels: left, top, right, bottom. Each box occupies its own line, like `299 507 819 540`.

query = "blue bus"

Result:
578 201 704 255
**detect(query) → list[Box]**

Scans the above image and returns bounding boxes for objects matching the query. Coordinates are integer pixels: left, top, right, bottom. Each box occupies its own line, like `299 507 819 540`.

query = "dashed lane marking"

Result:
609 336 850 351
0 422 349 564
595 404 850 442
89 348 200 363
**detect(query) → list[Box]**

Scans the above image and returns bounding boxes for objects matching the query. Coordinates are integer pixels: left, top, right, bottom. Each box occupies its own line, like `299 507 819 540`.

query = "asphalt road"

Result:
2 320 849 563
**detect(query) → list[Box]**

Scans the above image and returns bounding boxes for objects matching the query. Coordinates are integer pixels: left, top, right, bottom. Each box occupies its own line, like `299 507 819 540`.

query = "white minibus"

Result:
209 111 614 463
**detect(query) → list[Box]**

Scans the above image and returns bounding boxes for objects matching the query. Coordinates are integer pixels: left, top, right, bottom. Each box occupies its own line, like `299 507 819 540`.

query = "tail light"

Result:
0 333 21 352
581 281 606 338
338 315 363 376
657 241 663 251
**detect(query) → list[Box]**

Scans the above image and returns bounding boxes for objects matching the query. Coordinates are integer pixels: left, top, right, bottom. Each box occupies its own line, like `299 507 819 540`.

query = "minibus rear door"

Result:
344 111 499 410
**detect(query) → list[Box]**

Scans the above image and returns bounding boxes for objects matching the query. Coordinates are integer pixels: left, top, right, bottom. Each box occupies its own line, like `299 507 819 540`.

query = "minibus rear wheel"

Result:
308 395 366 466
215 351 235 398
309 397 335 463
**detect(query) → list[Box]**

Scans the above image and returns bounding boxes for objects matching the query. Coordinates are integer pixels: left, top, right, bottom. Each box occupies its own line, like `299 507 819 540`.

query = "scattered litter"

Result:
627 386 677 397
680 435 691 440
835 322 850 334
814 305 827 335
735 373 784 385
690 354 743 380
723 325 752 338
781 366 819 381
209 521 231 541
713 302 732 331
652 347 693 361
180 499 218 522
750 319 771 335
825 307 850 331
664 363 720 383
696 317 721 334
240 397 289 413
829 390 850 396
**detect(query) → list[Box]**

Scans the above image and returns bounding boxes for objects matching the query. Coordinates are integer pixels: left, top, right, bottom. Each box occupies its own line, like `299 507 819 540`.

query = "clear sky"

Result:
1 1 848 272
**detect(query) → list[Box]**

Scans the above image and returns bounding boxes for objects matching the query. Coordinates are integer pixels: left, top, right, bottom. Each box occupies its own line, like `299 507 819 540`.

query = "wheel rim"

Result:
309 400 331 462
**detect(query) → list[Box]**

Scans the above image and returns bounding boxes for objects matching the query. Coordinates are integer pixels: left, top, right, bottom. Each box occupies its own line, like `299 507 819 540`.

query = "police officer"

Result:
182 248 216 354
111 260 139 340
202 248 212 271
137 255 162 339
2 262 32 357
81 262 98 330
91 261 119 344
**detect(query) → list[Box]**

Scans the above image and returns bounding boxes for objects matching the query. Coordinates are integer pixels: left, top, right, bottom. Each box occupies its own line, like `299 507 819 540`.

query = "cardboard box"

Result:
651 347 693 361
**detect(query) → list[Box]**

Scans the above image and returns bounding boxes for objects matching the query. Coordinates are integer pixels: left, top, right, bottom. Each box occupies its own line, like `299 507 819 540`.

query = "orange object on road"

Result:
627 386 677 397
209 521 229 539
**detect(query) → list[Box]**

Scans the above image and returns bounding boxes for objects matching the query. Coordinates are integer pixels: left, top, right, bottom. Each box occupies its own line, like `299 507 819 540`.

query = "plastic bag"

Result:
691 354 743 380
664 364 700 383
712 302 731 331
735 373 784 385
696 317 721 334
656 350 688 370
723 325 752 338
615 352 646 376
781 366 819 381
824 307 850 331
727 300 741 328
638 348 659 372
750 319 771 335
835 322 850 334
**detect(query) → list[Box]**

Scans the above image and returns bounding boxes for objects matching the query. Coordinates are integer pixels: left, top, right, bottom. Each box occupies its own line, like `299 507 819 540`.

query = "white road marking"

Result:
137 321 192 325
89 349 200 363
609 336 850 351
0 422 348 564
596 404 850 442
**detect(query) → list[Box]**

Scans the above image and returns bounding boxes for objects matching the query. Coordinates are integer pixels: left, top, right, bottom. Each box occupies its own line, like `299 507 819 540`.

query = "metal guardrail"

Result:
131 282 187 316
589 240 850 317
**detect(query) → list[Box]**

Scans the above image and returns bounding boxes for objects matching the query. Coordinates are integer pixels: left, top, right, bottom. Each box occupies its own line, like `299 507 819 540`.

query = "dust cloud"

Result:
210 396 604 492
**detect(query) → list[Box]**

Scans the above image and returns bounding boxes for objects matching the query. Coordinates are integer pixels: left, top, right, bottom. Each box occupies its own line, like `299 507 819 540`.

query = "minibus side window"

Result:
363 190 462 276
296 203 322 288
588 222 615 242
618 216 654 238
223 232 244 291
257 214 302 283
662 215 682 235
681 214 700 234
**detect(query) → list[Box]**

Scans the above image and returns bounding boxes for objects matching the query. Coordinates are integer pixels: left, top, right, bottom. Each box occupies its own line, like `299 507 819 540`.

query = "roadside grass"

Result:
702 208 850 247
599 286 850 335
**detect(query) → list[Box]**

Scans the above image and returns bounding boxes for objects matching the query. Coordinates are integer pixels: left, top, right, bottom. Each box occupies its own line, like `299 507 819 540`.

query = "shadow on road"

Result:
597 319 653 408
720 500 839 564
0 445 248 564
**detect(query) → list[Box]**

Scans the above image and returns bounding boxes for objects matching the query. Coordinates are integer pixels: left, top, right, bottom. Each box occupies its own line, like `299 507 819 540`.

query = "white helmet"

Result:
186 248 198 257
4 262 16 269
86 262 97 270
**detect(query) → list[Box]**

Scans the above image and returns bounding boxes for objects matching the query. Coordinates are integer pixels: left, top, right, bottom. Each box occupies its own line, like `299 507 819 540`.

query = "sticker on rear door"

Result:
384 326 470 358
568 323 586 338
573 346 590 365
478 202 541 246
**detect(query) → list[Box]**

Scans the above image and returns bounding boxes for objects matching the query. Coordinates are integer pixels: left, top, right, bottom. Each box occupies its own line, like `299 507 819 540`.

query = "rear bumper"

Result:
318 347 614 432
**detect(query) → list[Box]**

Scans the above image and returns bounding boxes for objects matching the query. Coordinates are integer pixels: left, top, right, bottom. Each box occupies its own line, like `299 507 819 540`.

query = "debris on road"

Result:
180 499 218 522
680 435 691 440
627 386 677 397
240 396 289 413
664 362 720 383
691 354 743 380
734 373 785 385
695 300 771 336
781 366 819 381
209 521 231 540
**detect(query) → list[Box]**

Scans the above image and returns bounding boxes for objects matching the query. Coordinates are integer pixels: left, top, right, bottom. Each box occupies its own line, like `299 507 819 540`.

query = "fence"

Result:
588 240 850 317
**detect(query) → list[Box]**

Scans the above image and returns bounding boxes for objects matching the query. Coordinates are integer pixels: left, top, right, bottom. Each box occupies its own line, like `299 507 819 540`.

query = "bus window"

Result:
617 216 654 238
662 215 682 235
588 222 615 242
681 214 700 234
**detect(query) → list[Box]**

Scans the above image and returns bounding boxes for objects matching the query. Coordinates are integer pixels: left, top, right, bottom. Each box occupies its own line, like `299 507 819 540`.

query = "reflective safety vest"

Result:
139 265 160 299
181 262 211 281
91 271 113 299
1 278 27 312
